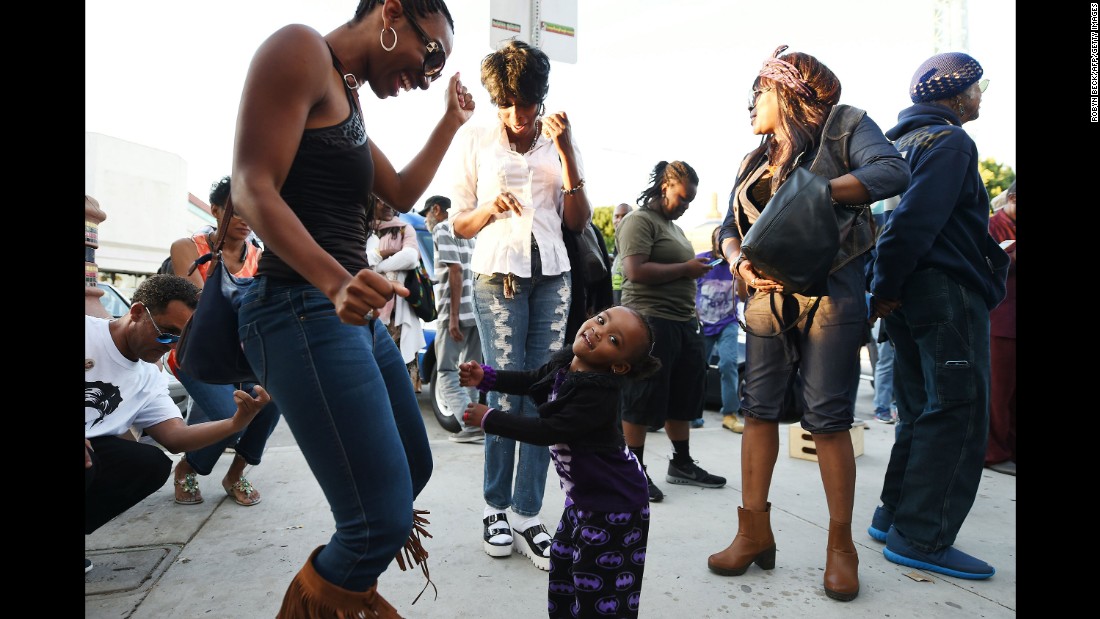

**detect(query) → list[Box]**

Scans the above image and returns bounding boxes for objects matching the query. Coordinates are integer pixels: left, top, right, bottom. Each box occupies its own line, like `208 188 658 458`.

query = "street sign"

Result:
489 0 577 64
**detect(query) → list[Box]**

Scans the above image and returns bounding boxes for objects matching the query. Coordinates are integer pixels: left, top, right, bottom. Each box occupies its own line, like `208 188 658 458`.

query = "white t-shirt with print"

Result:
85 316 181 439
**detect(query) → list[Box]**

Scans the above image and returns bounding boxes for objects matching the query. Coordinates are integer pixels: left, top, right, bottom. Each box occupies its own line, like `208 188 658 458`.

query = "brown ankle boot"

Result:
824 519 859 601
277 546 402 618
707 503 777 576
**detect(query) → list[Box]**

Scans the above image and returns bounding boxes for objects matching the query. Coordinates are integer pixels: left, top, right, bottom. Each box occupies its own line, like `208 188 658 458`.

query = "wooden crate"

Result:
788 424 864 462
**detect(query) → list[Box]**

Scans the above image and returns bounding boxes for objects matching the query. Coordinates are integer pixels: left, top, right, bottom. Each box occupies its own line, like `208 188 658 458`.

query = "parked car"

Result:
95 281 192 417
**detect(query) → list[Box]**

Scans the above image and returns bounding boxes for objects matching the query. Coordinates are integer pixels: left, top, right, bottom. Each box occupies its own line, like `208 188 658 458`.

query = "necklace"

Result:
523 119 541 154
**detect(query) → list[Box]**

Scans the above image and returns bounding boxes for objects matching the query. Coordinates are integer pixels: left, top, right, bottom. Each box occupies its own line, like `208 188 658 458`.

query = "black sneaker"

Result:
483 512 513 558
643 465 664 503
513 523 552 571
85 558 93 574
666 459 726 488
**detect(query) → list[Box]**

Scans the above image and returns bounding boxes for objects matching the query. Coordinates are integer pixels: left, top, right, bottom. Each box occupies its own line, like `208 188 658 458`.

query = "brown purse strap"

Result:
186 195 237 276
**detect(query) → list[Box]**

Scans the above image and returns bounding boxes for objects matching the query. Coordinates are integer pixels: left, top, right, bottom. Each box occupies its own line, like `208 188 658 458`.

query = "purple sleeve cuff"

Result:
478 365 497 394
480 408 496 429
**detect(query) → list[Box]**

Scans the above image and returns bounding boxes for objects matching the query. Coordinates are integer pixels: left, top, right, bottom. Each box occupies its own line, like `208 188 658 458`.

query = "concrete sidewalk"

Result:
85 380 1016 618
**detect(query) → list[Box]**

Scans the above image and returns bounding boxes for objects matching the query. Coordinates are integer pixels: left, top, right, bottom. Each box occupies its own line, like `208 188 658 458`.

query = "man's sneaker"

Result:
666 460 726 488
449 425 485 443
873 409 897 424
483 512 513 557
643 465 663 503
883 526 995 580
867 505 893 542
85 558 93 574
513 523 552 571
690 417 705 429
987 461 1016 476
722 414 745 433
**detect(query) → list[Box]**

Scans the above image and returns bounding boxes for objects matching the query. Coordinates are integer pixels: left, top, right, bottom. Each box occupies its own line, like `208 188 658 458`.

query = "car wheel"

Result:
429 367 462 433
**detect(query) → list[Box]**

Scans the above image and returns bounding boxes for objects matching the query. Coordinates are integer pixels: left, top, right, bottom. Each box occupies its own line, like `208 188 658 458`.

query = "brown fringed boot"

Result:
824 519 860 601
277 546 401 618
707 502 777 575
394 508 437 605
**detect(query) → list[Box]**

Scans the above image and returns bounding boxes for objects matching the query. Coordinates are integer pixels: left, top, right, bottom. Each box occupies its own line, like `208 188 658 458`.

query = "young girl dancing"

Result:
460 305 662 619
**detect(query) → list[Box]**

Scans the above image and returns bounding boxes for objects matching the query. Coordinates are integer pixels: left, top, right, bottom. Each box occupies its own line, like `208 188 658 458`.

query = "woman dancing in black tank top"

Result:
231 1 474 616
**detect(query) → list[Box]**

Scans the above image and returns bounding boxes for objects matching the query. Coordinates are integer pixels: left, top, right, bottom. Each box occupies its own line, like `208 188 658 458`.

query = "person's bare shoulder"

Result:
249 24 330 89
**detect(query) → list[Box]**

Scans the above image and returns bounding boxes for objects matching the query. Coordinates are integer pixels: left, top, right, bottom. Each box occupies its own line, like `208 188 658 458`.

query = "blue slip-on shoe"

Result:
883 526 995 580
868 505 893 542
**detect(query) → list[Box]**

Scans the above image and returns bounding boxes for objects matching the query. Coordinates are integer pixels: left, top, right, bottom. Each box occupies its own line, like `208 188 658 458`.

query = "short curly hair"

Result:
131 274 200 314
481 40 551 107
209 175 231 209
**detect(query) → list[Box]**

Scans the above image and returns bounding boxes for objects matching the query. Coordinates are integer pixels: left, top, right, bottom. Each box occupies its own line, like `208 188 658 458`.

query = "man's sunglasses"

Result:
404 11 446 82
144 304 181 345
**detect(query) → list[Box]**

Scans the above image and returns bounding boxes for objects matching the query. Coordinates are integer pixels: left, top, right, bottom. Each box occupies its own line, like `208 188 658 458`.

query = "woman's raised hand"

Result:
542 111 572 150
445 73 476 125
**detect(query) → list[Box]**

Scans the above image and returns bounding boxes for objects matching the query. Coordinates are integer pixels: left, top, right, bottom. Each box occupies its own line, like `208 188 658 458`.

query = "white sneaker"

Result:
449 426 485 443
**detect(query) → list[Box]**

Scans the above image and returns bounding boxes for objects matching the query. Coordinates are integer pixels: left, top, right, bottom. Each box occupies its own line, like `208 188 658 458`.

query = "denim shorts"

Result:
740 260 866 434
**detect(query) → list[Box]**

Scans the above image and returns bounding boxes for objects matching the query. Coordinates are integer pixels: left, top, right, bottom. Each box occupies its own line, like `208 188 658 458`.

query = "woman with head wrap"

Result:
710 46 910 602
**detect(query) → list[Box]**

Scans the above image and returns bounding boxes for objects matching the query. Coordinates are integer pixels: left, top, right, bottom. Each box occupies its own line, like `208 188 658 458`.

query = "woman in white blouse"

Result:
450 40 591 572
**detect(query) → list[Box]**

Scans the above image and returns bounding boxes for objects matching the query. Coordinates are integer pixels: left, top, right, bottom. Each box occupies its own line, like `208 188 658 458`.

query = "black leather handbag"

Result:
175 195 258 385
740 166 841 296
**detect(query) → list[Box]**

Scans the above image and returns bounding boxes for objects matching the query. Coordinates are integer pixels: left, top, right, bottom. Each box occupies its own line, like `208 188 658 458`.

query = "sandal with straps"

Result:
222 476 262 507
174 472 204 505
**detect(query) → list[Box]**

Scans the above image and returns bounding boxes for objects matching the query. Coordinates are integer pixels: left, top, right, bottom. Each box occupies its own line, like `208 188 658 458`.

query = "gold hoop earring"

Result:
380 26 397 52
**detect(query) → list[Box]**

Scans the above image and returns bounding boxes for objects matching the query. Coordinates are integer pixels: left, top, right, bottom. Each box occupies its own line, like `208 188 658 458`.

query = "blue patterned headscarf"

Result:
909 52 983 103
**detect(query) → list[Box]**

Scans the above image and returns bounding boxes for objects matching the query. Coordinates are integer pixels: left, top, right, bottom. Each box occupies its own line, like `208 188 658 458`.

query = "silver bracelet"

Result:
561 178 585 195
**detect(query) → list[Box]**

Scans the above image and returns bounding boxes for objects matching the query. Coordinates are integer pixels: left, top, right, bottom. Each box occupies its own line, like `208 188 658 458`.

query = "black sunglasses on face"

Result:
403 12 446 82
144 304 181 344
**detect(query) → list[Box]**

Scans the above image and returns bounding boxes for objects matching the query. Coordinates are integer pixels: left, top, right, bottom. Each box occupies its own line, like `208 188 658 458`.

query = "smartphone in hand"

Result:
706 257 724 267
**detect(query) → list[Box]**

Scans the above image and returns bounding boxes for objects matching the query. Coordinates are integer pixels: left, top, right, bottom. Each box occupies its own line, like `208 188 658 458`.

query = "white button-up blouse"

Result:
448 119 586 278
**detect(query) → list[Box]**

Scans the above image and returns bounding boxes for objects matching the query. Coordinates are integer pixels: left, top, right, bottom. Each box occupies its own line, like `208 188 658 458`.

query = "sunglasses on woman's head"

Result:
403 11 446 81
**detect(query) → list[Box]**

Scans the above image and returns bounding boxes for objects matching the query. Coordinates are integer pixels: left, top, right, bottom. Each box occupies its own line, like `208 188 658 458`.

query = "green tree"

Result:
979 158 1015 203
592 206 614 249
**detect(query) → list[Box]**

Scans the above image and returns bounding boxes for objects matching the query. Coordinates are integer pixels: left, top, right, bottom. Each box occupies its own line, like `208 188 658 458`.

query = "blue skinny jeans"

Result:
238 277 433 590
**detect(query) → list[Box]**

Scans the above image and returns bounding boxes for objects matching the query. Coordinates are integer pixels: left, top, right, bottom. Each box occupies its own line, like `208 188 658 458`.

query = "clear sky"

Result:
86 0 1015 230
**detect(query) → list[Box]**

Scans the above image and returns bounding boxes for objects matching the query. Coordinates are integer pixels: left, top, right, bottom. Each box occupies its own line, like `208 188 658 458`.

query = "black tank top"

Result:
258 44 375 285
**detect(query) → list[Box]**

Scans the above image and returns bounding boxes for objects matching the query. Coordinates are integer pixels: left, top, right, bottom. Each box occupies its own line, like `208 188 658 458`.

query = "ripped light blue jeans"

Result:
473 259 570 517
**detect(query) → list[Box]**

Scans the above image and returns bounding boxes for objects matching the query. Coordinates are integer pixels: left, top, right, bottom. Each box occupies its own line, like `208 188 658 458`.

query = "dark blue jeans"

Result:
881 268 990 552
175 366 281 476
238 277 433 590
